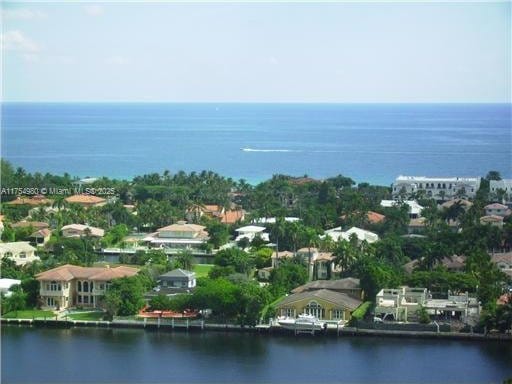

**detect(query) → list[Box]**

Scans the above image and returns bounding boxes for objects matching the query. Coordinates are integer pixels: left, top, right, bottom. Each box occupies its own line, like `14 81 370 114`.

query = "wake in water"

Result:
240 148 300 153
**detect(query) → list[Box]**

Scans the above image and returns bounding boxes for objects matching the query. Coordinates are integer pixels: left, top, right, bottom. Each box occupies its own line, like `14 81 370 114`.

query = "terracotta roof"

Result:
480 215 504 223
12 221 49 230
491 252 512 264
272 251 295 259
61 224 105 237
6 195 53 206
30 228 52 238
36 264 139 282
291 278 361 293
277 289 362 311
441 255 466 270
315 252 334 262
220 210 245 224
441 199 473 209
65 195 106 205
297 247 319 254
485 203 509 210
409 217 427 227
367 211 386 224
158 222 206 233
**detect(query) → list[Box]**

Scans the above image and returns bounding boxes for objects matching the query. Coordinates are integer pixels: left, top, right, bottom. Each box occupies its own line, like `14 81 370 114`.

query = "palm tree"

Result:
175 250 195 271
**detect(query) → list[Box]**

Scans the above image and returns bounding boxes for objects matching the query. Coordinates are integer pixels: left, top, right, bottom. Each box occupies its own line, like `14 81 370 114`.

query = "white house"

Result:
380 200 424 219
484 203 511 217
323 226 379 244
490 179 512 204
158 269 196 289
392 176 481 200
0 242 39 266
235 225 270 243
61 224 105 238
252 217 300 224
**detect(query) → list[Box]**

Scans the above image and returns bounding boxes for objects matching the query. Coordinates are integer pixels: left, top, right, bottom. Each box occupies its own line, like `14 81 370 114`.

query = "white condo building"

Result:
392 176 481 200
489 179 512 204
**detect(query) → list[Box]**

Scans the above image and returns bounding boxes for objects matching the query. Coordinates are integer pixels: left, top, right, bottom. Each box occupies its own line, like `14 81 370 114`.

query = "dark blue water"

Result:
2 326 512 383
1 103 510 185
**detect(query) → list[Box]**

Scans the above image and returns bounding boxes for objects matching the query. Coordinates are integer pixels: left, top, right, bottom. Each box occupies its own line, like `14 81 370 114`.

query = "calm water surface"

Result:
2 326 512 383
2 103 510 185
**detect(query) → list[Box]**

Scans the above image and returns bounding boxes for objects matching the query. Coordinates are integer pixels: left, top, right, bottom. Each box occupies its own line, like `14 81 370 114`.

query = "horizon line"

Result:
1 100 511 104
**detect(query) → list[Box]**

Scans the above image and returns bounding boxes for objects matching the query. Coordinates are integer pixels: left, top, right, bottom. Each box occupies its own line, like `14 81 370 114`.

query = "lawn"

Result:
2 310 55 319
193 264 214 278
67 312 106 321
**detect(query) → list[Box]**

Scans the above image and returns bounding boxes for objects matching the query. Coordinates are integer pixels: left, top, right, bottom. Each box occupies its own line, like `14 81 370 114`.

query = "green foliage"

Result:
418 305 431 324
21 278 40 308
252 247 273 269
206 221 230 248
348 301 372 326
149 294 172 310
406 270 477 294
174 250 195 270
269 262 308 297
214 247 253 274
101 224 129 247
352 256 402 299
1 289 27 315
103 276 146 316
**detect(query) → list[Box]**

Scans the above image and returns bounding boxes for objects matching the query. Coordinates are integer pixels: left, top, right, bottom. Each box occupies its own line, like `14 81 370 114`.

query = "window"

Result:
19 252 27 259
99 283 105 290
50 281 59 291
78 281 82 292
285 308 295 317
84 296 89 304
47 297 55 306
83 281 89 293
64 283 68 289
78 295 82 303
305 301 325 319
333 310 344 320
4 252 13 259
90 282 94 292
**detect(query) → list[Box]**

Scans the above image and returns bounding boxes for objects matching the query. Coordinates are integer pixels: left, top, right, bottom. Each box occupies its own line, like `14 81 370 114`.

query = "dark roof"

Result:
159 269 195 279
276 289 362 311
291 278 360 294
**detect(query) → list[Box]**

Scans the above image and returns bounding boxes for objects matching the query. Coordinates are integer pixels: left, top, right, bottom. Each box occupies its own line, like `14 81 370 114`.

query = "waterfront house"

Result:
484 203 511 217
291 277 363 300
392 176 481 200
0 242 39 266
275 289 363 321
36 264 139 310
61 224 105 238
158 269 196 289
65 194 106 207
143 221 209 254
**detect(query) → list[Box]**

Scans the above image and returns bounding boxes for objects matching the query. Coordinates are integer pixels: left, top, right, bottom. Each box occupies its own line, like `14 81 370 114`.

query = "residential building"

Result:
0 242 39 266
30 228 52 246
252 217 300 224
313 252 335 280
185 204 224 222
491 252 512 278
220 209 245 225
143 221 209 253
490 179 512 204
440 198 473 211
380 200 424 219
36 264 139 310
158 269 196 289
340 211 386 225
323 226 379 244
65 194 106 207
61 224 105 238
275 289 363 322
257 267 274 280
403 255 466 274
392 176 481 200
11 221 50 231
479 215 504 228
484 203 511 217
6 195 53 206
271 251 295 268
291 277 363 300
235 225 270 243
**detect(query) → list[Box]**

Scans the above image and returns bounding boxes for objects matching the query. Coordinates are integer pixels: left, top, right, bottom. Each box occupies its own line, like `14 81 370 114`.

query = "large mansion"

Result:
392 176 481 200
36 264 139 310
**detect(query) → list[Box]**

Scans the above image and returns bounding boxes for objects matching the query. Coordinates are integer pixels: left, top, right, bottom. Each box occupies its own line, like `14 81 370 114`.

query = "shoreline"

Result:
3 318 511 343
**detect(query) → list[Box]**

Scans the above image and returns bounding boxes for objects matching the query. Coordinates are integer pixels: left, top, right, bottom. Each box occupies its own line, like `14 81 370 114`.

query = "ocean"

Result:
1 103 510 185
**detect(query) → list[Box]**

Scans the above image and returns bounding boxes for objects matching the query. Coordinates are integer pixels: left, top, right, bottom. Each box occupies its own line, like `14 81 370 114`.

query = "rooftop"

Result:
277 289 362 311
65 194 106 204
395 176 480 183
291 278 361 293
36 264 139 282
0 242 36 253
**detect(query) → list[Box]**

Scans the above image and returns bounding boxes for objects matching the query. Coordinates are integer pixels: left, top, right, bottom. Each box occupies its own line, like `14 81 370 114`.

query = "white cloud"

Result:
83 5 104 16
105 55 129 65
1 8 48 20
1 30 41 53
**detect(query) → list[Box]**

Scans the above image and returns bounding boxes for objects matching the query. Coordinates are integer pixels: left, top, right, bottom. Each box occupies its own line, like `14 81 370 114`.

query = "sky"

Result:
1 1 510 102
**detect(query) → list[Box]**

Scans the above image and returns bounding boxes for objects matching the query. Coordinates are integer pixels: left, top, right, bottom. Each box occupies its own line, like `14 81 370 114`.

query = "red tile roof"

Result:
36 264 139 282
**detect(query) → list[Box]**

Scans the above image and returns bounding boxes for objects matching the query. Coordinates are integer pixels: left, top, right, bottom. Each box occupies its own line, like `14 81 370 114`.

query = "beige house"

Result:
0 242 39 266
143 221 209 253
479 215 504 228
275 289 362 321
30 228 52 246
484 203 511 217
61 224 105 238
291 277 363 300
36 264 139 310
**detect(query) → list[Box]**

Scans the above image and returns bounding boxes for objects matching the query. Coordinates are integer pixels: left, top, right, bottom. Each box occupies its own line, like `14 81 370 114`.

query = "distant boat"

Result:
277 314 326 331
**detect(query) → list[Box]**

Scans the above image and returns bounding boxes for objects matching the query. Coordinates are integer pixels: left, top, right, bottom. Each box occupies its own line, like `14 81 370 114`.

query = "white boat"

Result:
277 314 326 331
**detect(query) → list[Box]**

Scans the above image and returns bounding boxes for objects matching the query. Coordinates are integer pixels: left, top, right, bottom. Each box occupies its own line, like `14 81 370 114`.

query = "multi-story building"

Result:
36 264 139 310
0 242 39 266
392 176 481 200
489 179 512 204
143 221 209 254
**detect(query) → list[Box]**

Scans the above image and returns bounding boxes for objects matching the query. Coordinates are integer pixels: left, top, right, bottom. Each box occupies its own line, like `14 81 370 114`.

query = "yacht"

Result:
277 314 326 331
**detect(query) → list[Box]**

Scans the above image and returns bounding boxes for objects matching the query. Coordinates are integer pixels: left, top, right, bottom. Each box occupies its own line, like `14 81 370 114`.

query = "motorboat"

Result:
277 314 326 331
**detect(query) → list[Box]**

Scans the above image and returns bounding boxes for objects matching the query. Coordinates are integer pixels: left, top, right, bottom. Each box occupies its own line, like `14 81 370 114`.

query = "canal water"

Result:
2 325 512 383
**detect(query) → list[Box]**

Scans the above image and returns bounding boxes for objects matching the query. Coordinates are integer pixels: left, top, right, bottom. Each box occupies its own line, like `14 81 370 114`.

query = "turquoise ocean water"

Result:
1 103 510 185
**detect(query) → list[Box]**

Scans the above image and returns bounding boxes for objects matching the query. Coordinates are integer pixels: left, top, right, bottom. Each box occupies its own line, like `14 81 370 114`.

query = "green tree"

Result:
103 276 146 316
174 250 195 271
269 262 308 297
149 294 172 310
